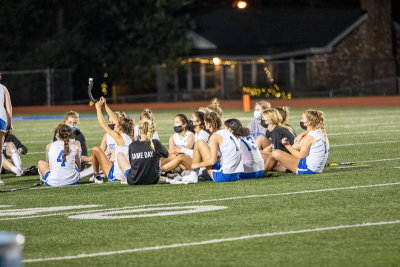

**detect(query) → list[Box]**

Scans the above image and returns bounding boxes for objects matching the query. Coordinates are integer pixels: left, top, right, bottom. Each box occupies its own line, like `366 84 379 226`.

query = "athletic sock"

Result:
11 149 22 171
80 166 94 179
11 166 19 174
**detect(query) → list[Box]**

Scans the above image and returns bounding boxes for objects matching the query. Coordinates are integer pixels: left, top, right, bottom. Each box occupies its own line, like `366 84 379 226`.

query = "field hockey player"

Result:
38 124 81 186
270 110 329 174
0 81 13 186
161 111 209 180
117 119 168 185
91 97 134 184
224 119 264 179
186 112 244 183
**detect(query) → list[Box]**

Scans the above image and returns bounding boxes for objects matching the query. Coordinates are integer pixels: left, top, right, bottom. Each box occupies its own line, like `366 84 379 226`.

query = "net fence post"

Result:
46 68 51 106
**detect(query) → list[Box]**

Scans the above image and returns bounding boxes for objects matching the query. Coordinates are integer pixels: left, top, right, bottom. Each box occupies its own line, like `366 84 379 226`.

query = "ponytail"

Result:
224 119 250 137
139 119 156 150
204 112 222 134
304 110 329 149
118 116 136 142
57 124 73 162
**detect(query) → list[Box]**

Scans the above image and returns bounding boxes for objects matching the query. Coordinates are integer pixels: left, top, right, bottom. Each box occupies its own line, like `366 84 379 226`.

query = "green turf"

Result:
1 106 400 266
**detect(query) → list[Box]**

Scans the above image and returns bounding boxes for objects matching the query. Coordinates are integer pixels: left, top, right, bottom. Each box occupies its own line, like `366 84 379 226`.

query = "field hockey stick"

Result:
88 78 98 103
0 181 43 193
325 162 361 167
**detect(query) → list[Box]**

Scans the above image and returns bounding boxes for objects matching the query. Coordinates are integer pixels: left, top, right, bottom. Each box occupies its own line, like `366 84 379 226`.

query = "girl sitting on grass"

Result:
38 124 81 186
224 119 264 179
181 112 243 183
117 119 168 185
161 111 209 175
160 114 194 169
260 108 296 172
91 97 134 184
268 110 329 174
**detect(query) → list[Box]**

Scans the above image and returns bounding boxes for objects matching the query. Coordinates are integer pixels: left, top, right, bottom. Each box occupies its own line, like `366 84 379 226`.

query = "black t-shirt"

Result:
127 139 168 185
53 129 87 156
266 126 295 153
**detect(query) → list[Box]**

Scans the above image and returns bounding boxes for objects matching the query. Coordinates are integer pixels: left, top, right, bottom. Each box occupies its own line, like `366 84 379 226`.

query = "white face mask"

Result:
254 111 262 120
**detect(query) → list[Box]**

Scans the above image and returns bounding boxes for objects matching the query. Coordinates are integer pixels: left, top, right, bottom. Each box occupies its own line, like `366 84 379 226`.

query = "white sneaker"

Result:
16 169 23 177
181 171 198 184
0 178 4 186
120 177 128 184
93 175 104 184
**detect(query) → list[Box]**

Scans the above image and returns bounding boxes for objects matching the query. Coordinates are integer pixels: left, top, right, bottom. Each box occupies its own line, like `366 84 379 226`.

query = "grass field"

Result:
1 106 400 266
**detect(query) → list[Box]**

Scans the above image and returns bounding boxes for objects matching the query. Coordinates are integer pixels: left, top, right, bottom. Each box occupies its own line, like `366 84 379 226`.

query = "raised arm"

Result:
103 97 118 124
95 98 123 145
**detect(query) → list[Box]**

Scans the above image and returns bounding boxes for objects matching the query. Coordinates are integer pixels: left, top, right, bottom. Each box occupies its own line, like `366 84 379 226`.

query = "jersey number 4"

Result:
57 150 66 167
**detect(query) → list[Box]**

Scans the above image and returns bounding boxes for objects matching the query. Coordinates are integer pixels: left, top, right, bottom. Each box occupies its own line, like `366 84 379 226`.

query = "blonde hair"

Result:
262 109 291 132
114 111 127 119
205 98 223 118
255 100 271 111
303 110 329 149
275 107 289 124
140 108 153 121
139 119 156 150
117 116 135 142
64 111 79 122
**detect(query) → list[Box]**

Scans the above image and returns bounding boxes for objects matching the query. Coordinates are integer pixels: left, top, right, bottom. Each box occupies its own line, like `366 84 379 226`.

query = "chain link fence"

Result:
0 69 72 106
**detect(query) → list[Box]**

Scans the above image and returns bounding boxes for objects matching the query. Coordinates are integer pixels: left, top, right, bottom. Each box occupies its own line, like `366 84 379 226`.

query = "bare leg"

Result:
2 159 17 174
6 142 22 172
38 160 50 178
263 152 278 172
91 146 113 178
271 150 300 173
192 140 213 178
255 135 271 151
161 154 192 172
161 153 178 166
0 132 5 185
117 152 130 173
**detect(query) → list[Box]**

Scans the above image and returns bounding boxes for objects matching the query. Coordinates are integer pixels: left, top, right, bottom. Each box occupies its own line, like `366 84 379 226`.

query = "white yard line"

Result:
359 158 400 163
23 219 400 263
329 130 400 136
3 182 400 221
331 140 400 147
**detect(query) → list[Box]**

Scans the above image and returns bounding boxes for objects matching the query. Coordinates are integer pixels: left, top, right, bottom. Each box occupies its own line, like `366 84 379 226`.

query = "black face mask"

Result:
260 120 268 128
174 126 183 133
108 124 115 130
300 121 307 130
188 120 195 131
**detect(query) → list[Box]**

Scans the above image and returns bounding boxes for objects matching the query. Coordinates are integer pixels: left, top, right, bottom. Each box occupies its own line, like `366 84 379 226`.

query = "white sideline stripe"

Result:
359 158 400 163
331 140 400 147
394 167 400 169
3 182 400 221
329 129 400 136
23 219 400 263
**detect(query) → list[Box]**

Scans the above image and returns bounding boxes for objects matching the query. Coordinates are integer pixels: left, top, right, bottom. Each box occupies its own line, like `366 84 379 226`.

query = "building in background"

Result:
157 0 398 101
